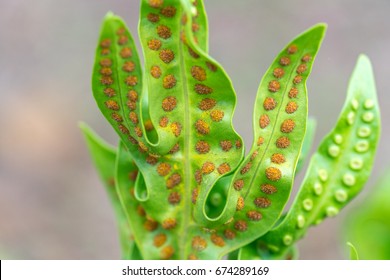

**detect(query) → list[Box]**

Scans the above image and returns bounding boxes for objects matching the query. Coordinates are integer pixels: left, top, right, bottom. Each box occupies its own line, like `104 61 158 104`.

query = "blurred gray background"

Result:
0 0 389 259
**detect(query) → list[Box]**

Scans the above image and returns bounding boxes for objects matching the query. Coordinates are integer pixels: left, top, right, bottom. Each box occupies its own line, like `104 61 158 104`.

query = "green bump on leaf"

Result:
79 123 140 259
258 54 381 257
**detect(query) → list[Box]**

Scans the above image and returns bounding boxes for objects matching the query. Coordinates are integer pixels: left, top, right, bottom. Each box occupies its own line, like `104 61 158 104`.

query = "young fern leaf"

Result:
80 123 140 259
258 55 381 257
206 24 326 258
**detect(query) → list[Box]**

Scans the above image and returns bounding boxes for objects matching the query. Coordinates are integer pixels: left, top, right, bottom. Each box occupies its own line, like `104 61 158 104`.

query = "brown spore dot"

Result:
192 236 207 251
273 68 285 79
271 153 285 164
210 110 224 122
104 88 116 97
100 76 114 85
301 54 311 62
218 163 231 175
288 87 299 98
240 162 252 175
100 67 112 76
120 47 132 58
127 90 138 102
188 254 198 260
195 120 210 135
166 173 181 189
195 84 213 94
198 98 216 111
250 150 259 161
263 97 277 111
279 57 291 66
147 13 160 23
118 35 128 45
191 66 207 81
161 6 176 17
157 25 172 39
224 229 236 240
162 218 177 230
148 39 162 50
254 197 271 208
122 61 135 72
195 170 202 185
293 75 303 84
100 58 112 67
287 44 298 54
168 192 181 205
148 0 163 8
296 64 307 74
211 234 225 247
100 39 111 48
235 140 242 149
125 76 138 86
144 120 154 131
134 126 143 137
146 155 158 165
128 170 138 181
163 74 177 89
101 48 110 56
128 136 138 145
257 137 264 146
192 23 200 32
281 119 295 133
220 140 232 152
170 122 182 137
139 142 149 154
247 210 262 221
129 112 139 124
181 14 188 24
195 141 210 154
111 112 123 122
202 162 215 174
206 61 218 72
276 136 291 149
233 179 244 191
136 205 146 216
159 49 175 64
286 101 298 114
157 162 171 176
105 100 120 111
192 188 199 203
160 246 174 260
159 116 169 127
268 80 281 92
168 143 180 154
116 27 126 35
127 100 136 111
261 184 278 194
234 220 248 232
188 47 200 59
265 167 282 181
162 96 177 111
153 233 167 248
259 114 270 129
144 219 158 231
236 196 245 211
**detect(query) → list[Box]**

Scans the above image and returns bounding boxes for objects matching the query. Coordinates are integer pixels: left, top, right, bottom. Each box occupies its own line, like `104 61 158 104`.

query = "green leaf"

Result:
347 242 359 260
79 123 139 259
259 54 381 257
206 24 326 258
